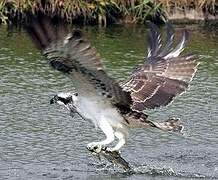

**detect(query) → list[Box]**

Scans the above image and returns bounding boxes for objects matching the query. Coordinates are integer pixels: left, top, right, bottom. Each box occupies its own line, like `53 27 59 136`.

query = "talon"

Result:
87 142 102 153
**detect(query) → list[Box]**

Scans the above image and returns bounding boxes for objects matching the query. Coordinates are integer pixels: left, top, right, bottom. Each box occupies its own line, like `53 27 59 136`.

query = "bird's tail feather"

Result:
147 117 184 133
124 113 183 133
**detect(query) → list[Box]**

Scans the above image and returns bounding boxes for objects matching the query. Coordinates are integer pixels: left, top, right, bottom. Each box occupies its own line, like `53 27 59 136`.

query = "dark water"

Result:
0 24 218 179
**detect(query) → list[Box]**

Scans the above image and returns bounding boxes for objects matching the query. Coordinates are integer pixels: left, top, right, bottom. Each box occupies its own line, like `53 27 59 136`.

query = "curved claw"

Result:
87 142 102 153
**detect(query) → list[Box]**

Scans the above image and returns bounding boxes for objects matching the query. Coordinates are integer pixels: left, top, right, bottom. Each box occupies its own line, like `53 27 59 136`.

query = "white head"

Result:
50 92 78 111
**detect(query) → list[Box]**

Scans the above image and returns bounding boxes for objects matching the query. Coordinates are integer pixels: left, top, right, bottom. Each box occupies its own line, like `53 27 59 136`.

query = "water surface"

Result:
0 24 218 179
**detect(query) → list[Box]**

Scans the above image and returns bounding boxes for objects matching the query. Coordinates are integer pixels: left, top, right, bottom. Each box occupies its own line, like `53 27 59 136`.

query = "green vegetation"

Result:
0 0 217 25
158 0 216 11
0 0 165 25
158 0 217 22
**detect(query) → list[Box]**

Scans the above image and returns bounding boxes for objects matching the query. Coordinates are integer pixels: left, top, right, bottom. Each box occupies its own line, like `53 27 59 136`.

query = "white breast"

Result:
75 96 124 128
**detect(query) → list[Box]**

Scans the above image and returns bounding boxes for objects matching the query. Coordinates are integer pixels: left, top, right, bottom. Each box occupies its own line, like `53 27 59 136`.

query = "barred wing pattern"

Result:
26 15 104 72
26 14 131 107
122 23 199 112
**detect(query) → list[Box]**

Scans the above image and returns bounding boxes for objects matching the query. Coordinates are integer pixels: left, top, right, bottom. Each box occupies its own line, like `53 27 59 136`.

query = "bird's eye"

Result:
74 93 78 96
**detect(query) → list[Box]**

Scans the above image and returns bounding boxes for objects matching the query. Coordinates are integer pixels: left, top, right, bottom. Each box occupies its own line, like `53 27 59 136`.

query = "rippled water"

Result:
0 24 218 179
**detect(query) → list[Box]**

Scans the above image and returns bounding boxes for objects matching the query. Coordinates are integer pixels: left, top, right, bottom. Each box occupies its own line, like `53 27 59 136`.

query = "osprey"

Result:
25 14 199 153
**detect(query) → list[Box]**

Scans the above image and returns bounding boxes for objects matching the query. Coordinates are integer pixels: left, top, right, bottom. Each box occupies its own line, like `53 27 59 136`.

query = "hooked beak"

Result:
50 95 57 104
50 98 55 104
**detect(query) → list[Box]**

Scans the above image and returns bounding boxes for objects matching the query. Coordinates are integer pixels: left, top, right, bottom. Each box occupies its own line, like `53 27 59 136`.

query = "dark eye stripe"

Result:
58 96 72 105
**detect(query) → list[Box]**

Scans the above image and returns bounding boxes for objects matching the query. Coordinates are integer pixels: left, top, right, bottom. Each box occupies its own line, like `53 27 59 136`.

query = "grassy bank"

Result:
158 0 217 23
0 0 165 25
0 0 217 25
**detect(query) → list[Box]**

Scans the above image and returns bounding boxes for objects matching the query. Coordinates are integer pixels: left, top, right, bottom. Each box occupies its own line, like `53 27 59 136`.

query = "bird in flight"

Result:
25 13 199 153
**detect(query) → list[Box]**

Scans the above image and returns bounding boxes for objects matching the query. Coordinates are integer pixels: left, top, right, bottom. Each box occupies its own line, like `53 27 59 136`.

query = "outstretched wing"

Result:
122 22 199 112
25 13 131 107
25 14 104 71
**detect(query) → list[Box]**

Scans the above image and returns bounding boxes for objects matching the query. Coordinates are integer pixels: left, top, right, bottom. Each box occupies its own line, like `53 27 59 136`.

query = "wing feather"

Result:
130 75 164 102
25 13 131 108
147 22 162 59
122 22 199 112
164 31 188 59
159 23 174 57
